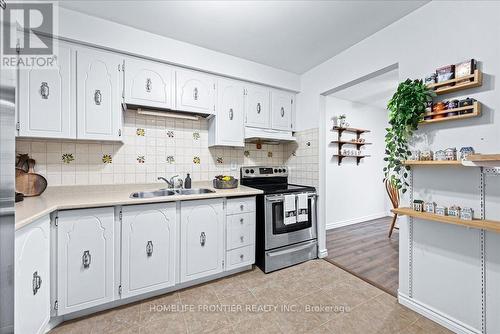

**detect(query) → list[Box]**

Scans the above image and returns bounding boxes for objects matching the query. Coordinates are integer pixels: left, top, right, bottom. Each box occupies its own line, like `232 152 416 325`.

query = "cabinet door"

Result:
209 79 244 147
245 85 270 129
121 203 176 298
18 44 75 138
271 90 293 131
124 58 174 110
76 48 123 141
180 199 224 283
15 216 50 334
175 69 215 115
57 207 115 315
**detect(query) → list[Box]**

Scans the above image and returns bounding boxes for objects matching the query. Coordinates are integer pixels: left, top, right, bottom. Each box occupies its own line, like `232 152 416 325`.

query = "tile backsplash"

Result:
285 128 319 189
16 111 319 188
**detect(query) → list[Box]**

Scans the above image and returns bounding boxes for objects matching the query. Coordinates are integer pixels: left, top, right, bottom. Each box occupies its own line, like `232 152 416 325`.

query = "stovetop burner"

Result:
240 166 315 195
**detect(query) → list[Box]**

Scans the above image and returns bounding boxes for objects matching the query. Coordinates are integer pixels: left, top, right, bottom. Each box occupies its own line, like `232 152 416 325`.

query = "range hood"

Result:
244 127 296 144
123 103 214 120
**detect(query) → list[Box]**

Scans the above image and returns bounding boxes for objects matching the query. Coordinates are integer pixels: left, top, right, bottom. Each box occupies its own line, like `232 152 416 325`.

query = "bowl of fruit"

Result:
213 175 239 189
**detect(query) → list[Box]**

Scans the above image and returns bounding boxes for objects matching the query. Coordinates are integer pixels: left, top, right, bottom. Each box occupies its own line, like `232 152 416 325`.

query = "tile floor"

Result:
49 260 452 334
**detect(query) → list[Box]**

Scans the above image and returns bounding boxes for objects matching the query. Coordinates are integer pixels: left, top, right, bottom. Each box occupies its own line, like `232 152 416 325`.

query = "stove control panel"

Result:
241 166 288 178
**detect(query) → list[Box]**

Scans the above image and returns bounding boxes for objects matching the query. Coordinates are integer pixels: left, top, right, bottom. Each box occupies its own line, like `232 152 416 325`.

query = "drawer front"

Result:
227 213 255 250
226 245 255 271
227 197 256 215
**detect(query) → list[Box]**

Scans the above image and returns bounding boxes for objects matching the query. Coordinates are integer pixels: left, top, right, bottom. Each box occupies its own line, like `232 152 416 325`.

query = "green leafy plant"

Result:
384 79 435 193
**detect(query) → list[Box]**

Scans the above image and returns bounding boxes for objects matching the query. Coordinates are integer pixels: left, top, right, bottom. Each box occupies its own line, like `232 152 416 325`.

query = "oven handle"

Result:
265 193 317 203
266 240 317 257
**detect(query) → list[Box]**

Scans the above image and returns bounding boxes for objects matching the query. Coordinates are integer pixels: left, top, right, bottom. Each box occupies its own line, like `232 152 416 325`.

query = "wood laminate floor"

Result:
325 216 399 296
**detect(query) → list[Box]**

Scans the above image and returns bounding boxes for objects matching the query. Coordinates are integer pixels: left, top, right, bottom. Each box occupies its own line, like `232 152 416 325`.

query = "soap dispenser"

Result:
184 173 192 189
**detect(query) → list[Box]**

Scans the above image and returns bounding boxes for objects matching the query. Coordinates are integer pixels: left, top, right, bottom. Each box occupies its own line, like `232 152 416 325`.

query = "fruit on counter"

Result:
215 175 234 181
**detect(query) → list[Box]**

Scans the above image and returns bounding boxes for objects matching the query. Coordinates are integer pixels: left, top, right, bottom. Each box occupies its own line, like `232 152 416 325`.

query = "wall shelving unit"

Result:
420 101 481 125
427 69 482 95
331 126 371 165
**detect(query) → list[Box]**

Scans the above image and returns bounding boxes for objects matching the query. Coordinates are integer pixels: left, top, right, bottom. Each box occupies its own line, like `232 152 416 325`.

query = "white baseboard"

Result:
326 211 391 230
318 248 328 258
398 292 480 334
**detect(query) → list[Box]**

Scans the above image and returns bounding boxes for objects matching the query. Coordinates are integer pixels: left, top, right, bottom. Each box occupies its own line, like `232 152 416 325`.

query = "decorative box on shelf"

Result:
413 200 424 212
435 206 448 216
424 202 436 214
445 147 457 161
448 205 461 218
460 207 474 221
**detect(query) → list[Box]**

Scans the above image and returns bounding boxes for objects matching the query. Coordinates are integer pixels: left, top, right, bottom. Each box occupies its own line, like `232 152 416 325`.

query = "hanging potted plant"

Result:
384 79 435 193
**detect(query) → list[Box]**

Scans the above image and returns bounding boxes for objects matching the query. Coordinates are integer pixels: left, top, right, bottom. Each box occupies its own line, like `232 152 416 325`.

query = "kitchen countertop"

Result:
15 181 262 230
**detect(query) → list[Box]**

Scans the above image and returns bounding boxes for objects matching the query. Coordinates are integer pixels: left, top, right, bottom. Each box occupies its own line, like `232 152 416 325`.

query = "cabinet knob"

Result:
240 204 244 211
82 250 91 268
32 271 42 295
146 240 154 257
240 218 244 224
40 82 49 99
200 232 206 246
280 107 285 117
256 102 261 114
229 108 234 120
193 87 199 101
240 236 244 242
240 254 244 260
145 78 152 92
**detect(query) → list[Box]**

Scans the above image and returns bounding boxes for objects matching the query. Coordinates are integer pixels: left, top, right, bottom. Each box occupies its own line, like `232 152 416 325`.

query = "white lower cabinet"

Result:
180 199 224 283
225 198 256 272
15 216 51 334
121 203 176 298
56 207 115 315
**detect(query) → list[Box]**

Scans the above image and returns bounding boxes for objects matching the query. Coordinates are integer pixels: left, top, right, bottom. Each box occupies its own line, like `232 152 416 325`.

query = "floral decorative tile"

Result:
102 154 112 164
193 156 201 164
216 157 223 164
244 150 250 157
166 155 175 164
167 130 174 138
306 141 311 147
62 153 74 164
137 155 145 164
136 128 145 136
268 151 273 158
193 132 200 140
292 151 297 157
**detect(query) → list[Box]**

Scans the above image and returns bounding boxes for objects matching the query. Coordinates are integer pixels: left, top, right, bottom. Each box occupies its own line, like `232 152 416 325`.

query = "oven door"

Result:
264 192 317 250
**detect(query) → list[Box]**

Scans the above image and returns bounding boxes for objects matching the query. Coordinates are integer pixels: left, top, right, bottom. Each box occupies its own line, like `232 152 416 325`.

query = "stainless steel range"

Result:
240 166 317 273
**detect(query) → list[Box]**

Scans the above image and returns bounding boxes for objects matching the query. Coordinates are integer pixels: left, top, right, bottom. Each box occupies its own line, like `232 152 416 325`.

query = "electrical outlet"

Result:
230 162 237 171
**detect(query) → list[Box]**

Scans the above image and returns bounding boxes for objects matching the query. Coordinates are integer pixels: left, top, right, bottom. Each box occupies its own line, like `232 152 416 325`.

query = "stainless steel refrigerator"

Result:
0 53 15 334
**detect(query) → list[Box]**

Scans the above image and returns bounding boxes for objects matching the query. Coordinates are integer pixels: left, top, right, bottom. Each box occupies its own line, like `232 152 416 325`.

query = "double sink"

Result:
130 188 215 199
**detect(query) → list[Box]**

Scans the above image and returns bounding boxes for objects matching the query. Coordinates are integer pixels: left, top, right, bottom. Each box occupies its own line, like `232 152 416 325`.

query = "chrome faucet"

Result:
158 175 183 189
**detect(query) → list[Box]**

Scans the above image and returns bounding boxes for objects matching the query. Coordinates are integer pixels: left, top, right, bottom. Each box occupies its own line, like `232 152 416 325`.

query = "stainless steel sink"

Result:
130 188 214 198
130 189 176 198
175 188 215 195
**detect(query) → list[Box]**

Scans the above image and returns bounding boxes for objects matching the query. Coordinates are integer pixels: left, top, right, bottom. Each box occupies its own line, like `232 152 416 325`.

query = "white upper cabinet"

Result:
175 69 216 115
208 79 245 147
180 199 224 283
121 203 176 298
15 216 51 334
76 48 123 141
123 58 174 110
57 207 115 315
18 43 76 139
245 85 270 129
271 90 294 131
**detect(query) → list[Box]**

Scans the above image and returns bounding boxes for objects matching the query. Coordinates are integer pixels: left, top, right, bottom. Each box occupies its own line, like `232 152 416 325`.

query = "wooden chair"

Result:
385 179 400 238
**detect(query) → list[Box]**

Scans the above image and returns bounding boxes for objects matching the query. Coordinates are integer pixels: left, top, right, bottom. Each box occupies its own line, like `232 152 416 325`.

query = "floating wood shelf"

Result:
466 154 500 162
331 140 372 150
332 126 371 135
427 69 482 95
333 154 370 166
403 160 463 166
420 102 481 125
392 207 500 234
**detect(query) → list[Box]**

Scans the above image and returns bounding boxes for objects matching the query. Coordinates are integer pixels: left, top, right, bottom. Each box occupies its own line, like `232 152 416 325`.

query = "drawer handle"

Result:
240 218 244 224
280 107 285 117
229 108 234 120
240 204 244 211
240 254 244 260
40 82 49 99
256 102 261 114
240 236 244 242
193 87 199 101
146 240 154 257
200 232 206 246
82 250 91 268
145 78 152 92
94 90 102 105
32 271 42 295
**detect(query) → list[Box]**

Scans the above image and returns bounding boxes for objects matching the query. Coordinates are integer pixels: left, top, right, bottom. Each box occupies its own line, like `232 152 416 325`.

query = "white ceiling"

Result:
330 68 399 110
58 0 427 74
